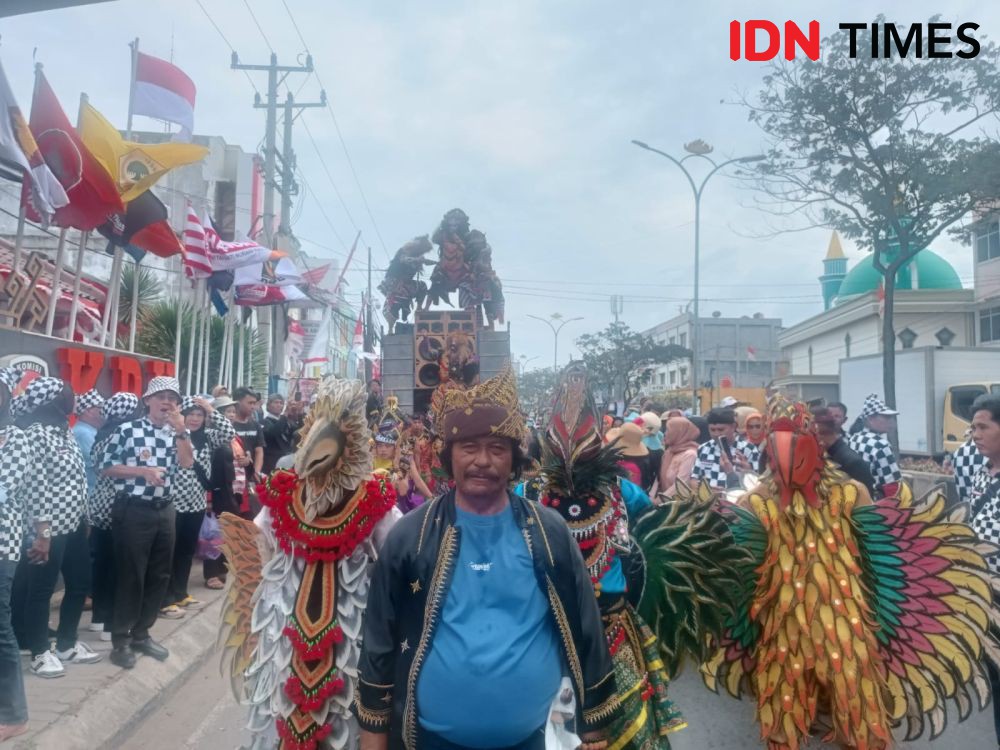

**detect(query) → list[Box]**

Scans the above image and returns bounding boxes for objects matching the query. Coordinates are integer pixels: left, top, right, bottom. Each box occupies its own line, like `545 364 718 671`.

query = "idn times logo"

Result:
730 21 981 61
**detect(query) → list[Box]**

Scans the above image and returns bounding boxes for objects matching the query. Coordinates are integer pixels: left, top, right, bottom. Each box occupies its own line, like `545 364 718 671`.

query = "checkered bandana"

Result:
102 392 140 421
0 368 21 394
143 376 181 399
860 393 898 419
75 389 105 415
11 377 65 417
181 395 205 414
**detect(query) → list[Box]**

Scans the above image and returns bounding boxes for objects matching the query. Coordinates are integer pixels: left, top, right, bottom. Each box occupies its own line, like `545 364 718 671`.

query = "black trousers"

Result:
56 522 91 652
164 510 205 606
12 533 68 657
90 527 116 631
111 495 175 648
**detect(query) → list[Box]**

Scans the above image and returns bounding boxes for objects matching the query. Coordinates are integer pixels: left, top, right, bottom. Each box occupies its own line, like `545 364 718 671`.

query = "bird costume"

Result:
528 362 749 749
702 396 1000 750
218 378 400 750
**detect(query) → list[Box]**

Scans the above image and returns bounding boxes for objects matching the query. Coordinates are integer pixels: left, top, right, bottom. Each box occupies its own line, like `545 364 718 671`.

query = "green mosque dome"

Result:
834 249 962 304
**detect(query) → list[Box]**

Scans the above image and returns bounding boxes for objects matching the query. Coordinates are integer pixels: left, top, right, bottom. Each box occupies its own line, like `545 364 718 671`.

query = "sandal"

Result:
205 578 225 590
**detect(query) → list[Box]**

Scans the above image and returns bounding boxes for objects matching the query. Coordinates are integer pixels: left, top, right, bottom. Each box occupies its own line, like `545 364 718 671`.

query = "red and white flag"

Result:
876 282 886 318
234 283 306 306
285 318 305 362
303 307 331 364
132 51 196 140
352 309 364 353
182 205 212 279
301 263 331 287
745 345 757 361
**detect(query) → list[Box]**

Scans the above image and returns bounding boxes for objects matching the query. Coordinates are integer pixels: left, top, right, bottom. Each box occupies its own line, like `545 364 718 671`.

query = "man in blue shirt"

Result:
72 390 105 494
356 368 618 750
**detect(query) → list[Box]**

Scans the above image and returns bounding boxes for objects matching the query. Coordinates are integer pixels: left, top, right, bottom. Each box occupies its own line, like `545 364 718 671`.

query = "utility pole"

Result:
232 51 314 391
278 90 326 234
364 246 373 383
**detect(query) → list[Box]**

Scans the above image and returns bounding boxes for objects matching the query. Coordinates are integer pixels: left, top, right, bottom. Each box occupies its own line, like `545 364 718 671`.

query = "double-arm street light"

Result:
631 139 764 414
527 313 584 372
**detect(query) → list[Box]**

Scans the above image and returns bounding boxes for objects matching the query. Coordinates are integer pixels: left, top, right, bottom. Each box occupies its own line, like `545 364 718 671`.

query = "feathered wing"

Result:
851 484 1000 741
217 511 264 700
699 498 768 699
634 479 757 678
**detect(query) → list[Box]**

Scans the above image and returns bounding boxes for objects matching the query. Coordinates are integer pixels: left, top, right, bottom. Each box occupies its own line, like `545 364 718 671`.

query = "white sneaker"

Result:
30 651 65 679
55 641 103 665
100 631 112 642
87 622 104 632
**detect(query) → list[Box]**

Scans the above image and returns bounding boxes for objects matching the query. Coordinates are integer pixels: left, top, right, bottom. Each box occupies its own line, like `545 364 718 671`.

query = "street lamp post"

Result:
527 314 584 371
631 139 764 414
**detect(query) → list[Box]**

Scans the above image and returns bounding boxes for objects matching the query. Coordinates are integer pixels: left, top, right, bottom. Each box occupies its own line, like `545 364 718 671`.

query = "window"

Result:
976 219 1000 263
679 333 687 348
844 332 851 358
898 327 918 349
669 371 677 386
935 327 955 346
981 306 1000 343
679 368 688 386
951 385 987 420
659 373 666 386
669 336 676 346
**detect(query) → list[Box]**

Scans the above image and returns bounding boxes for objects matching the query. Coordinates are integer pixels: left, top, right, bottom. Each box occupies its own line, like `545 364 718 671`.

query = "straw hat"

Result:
613 422 649 457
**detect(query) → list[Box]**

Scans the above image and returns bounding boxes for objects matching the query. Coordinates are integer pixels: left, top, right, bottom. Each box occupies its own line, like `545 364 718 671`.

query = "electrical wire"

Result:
193 0 261 96
241 0 275 52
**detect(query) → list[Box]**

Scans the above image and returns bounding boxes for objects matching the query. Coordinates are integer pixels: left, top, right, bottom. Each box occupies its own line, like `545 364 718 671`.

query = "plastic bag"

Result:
196 512 223 561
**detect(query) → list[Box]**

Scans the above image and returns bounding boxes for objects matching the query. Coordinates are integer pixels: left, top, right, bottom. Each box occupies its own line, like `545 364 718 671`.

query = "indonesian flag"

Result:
351 309 363 353
0 56 67 219
301 263 331 287
285 317 305 362
876 282 886 318
183 205 212 279
132 51 196 141
303 307 331 364
746 345 757 361
234 283 306 306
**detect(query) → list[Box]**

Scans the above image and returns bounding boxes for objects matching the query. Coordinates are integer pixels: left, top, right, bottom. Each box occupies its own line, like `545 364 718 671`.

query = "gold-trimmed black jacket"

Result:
354 489 620 749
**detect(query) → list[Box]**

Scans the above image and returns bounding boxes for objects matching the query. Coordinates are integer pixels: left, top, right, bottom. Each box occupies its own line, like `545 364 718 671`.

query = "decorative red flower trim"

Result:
259 471 397 561
282 623 344 661
275 717 332 750
284 673 346 712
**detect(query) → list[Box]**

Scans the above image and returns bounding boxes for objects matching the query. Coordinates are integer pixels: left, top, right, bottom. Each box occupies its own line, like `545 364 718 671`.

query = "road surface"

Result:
118 653 996 749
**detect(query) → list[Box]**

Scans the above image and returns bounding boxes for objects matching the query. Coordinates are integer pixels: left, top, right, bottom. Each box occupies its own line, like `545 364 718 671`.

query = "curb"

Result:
14 596 225 750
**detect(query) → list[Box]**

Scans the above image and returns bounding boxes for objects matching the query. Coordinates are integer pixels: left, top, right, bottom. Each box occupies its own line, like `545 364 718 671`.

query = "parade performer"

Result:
702 396 1000 750
217 378 400 750
531 362 749 749
378 235 434 334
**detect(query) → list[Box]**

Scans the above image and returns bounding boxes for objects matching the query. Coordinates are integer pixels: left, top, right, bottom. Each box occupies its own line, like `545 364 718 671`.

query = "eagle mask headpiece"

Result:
294 378 372 520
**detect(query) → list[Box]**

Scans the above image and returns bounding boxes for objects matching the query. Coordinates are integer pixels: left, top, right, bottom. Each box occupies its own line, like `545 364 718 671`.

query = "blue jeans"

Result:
0 559 28 725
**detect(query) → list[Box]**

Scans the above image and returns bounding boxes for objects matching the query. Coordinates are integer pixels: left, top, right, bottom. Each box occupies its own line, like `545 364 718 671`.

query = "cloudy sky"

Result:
3 0 996 367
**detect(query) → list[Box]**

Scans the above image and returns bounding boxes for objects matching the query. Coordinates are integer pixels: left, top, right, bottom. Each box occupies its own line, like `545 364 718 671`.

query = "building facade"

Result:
642 311 783 391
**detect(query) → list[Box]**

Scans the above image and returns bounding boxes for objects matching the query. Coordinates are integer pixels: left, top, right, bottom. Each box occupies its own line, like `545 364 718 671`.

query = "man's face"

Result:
374 442 395 460
867 414 895 434
80 405 104 428
814 425 837 450
828 406 847 430
451 436 513 499
145 391 181 426
237 394 258 419
972 409 1000 461
267 398 284 416
370 382 381 397
709 422 736 441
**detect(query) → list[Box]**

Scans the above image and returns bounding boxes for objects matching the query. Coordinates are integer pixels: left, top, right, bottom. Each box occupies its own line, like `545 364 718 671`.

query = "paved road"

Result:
119 655 996 749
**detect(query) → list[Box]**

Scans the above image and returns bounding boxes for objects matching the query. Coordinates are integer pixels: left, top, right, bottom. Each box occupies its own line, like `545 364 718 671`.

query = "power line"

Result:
241 0 274 52
300 117 361 238
193 0 260 96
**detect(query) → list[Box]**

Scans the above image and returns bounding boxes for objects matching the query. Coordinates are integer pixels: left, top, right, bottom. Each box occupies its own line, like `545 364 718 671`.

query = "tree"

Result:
518 367 559 418
742 18 1000 411
118 263 164 324
576 321 690 408
135 300 266 391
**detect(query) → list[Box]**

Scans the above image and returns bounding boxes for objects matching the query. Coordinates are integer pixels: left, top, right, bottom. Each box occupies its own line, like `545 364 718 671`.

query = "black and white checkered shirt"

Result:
0 425 32 561
847 428 902 496
734 436 762 472
172 411 236 513
24 423 87 537
98 417 180 501
970 462 1000 573
953 440 986 504
88 431 118 530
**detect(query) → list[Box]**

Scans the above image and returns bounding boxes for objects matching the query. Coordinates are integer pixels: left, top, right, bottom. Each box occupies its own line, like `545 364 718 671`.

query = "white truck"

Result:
839 347 1000 457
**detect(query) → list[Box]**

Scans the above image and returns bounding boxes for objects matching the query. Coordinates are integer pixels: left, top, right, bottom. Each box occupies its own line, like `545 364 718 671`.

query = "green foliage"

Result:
575 321 690 407
134 300 266 392
518 367 559 418
118 263 164 323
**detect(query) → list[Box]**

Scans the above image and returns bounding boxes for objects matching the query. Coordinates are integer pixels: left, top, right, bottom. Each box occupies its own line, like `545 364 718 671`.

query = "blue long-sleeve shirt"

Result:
72 421 98 493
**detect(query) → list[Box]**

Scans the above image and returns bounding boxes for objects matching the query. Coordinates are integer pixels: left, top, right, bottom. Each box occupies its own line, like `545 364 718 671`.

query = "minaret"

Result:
819 231 847 309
